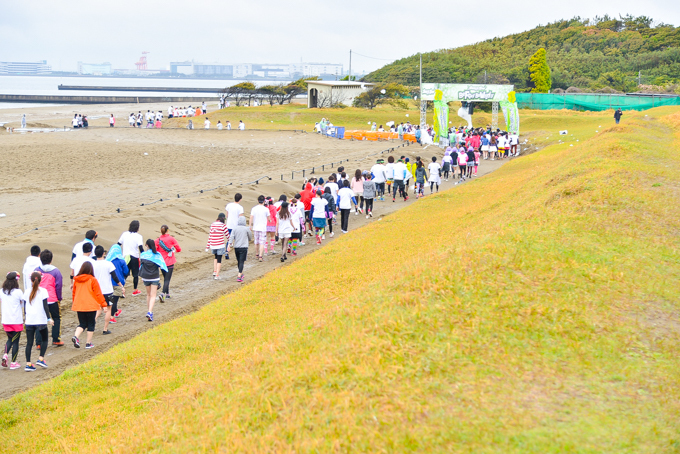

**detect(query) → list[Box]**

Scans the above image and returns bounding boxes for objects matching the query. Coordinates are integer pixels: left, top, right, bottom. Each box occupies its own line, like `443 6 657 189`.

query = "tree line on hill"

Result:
363 15 680 94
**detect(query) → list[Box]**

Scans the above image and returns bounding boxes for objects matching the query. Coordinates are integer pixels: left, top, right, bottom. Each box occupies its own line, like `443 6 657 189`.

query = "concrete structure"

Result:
307 81 373 108
0 60 51 75
77 62 113 75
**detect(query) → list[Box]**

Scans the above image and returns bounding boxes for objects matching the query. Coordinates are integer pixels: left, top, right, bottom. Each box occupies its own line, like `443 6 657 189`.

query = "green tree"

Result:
353 83 409 109
528 48 552 93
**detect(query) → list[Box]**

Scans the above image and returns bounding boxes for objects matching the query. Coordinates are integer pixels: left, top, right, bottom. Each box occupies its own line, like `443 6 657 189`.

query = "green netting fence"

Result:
515 93 680 111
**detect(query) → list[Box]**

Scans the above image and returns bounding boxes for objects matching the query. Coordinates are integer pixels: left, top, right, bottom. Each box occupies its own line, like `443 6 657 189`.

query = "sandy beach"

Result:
0 103 507 397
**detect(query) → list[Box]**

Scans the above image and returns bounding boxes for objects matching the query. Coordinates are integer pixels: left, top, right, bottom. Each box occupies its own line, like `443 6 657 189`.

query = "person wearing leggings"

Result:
1 272 24 370
23 272 52 371
105 244 128 322
156 225 181 299
118 220 144 295
227 217 252 283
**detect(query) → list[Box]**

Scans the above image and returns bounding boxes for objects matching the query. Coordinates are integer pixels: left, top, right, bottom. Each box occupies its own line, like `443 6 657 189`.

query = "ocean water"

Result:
0 76 288 109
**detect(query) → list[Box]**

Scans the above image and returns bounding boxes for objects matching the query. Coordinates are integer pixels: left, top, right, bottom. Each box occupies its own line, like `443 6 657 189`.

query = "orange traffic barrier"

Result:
343 130 417 143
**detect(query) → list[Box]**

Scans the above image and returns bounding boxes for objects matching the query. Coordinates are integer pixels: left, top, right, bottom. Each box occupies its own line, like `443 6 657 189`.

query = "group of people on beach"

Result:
71 114 88 128
1 222 181 371
167 102 208 119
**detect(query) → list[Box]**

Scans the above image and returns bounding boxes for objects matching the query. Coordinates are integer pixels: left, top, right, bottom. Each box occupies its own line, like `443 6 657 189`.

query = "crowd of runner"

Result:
1 122 521 372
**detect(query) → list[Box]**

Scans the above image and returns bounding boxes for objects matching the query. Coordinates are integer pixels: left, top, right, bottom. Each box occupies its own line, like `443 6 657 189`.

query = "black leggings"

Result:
4 331 21 362
364 198 374 213
161 265 174 294
459 165 466 177
77 311 97 332
36 302 61 344
340 209 350 232
25 325 48 363
234 247 247 273
111 295 120 316
129 256 140 290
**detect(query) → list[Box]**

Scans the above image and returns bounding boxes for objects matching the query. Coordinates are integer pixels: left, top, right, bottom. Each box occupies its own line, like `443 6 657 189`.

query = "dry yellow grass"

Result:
0 107 679 452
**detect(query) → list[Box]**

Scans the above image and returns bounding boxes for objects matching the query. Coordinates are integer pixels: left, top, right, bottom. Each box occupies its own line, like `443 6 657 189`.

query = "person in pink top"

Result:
155 225 181 299
350 169 364 215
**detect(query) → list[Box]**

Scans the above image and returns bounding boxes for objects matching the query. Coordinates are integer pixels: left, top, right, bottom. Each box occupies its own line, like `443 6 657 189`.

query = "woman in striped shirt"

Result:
206 213 229 280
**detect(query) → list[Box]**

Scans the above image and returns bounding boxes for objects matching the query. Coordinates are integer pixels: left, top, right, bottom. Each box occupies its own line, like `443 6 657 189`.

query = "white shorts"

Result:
481 145 489 151
278 232 291 239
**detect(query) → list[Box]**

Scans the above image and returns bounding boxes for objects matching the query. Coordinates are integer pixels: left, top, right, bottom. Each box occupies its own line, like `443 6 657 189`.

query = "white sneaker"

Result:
366 215 370 219
369 212 373 217
354 211 359 216
330 232 334 237
321 235 325 240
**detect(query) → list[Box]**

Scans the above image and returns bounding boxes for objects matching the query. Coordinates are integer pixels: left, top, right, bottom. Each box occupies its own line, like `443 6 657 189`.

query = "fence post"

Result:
303 169 305 178
312 167 314 174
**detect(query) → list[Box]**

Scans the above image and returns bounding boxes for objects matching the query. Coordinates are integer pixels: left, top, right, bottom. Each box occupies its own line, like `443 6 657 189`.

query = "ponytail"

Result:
146 238 157 254
29 272 42 304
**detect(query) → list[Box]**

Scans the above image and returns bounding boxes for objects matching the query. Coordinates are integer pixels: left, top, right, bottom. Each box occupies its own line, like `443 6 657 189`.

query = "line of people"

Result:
1 223 181 371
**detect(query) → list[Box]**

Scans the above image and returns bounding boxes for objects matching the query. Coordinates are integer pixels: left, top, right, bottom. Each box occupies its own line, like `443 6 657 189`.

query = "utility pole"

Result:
349 49 352 81
485 70 487 84
420 53 426 129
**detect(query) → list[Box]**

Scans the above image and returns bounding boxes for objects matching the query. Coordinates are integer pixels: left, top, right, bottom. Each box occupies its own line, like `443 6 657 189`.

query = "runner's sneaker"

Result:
369 212 373 217
85 343 94 349
330 232 334 237
114 309 122 317
146 312 153 322
109 317 117 324
36 360 48 368
132 289 141 296
366 215 370 219
158 293 165 304
237 276 243 283
102 330 112 335
165 294 171 299
25 364 36 372
53 341 64 346
72 336 80 348
2 353 8 368
9 362 21 370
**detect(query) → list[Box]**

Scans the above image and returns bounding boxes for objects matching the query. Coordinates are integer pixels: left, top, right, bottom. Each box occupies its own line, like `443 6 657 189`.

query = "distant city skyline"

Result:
1 0 678 75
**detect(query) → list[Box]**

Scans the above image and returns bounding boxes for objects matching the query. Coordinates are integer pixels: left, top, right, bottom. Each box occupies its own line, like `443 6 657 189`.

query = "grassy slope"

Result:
1 108 679 452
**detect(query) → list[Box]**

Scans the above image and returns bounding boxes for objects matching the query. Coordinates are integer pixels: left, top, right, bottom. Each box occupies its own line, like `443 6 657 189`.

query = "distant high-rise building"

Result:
0 60 51 75
77 62 113 75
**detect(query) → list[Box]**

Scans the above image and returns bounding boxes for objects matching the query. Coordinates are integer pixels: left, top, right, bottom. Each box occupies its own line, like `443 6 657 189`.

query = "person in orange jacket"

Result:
71 261 106 349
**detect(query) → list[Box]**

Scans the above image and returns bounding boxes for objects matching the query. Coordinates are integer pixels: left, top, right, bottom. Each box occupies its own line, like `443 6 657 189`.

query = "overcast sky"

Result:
1 0 678 74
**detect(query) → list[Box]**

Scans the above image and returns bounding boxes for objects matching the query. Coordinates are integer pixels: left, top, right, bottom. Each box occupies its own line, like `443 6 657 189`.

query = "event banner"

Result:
421 83 514 103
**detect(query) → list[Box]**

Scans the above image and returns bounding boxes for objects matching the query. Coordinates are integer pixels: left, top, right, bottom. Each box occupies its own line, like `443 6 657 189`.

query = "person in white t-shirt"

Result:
225 193 245 258
337 180 355 233
323 175 339 201
70 242 96 289
23 272 52 371
204 118 211 129
370 159 387 200
217 121 223 130
22 246 42 291
276 202 295 262
72 230 98 261
310 190 328 245
428 156 442 194
249 195 271 261
202 102 207 114
238 120 245 130
118 220 144 295
93 246 124 335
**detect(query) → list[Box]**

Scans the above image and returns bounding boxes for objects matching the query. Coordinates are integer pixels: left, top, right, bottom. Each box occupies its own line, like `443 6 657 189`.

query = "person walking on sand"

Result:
351 169 364 215
289 196 305 255
204 117 211 129
362 173 376 218
22 245 42 291
34 249 64 347
322 187 336 237
118 221 144 296
276 202 295 262
206 213 229 279
70 242 96 288
139 239 167 322
155 225 181 300
227 217 253 283
265 197 278 255
249 195 271 262
21 114 26 129
614 108 623 124
337 180 354 233
93 246 124 335
311 190 328 245
225 193 244 259
72 230 97 261
239 120 245 130
105 244 128 324
23 272 52 371
109 114 115 128
415 161 428 198
1 272 24 370
71 262 106 349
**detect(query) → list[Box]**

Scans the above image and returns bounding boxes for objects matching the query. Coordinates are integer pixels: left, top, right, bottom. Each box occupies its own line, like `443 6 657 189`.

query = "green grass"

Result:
1 107 679 452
